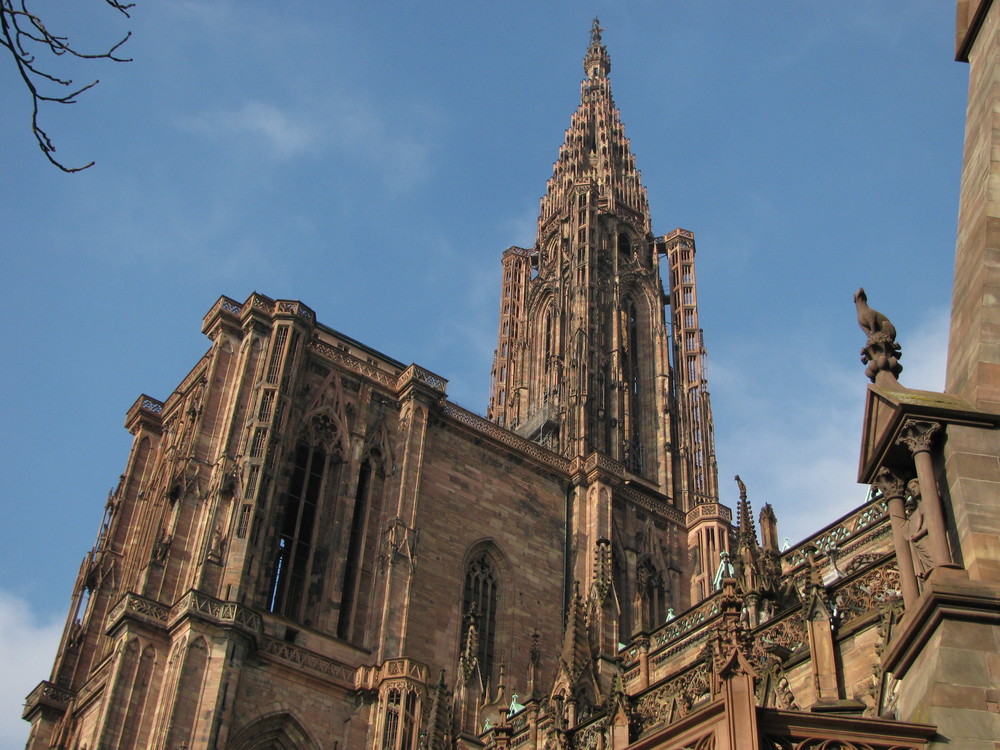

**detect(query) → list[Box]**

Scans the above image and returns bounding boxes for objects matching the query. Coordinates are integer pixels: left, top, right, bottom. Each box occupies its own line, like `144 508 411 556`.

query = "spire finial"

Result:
590 16 604 45
583 17 610 78
735 475 746 501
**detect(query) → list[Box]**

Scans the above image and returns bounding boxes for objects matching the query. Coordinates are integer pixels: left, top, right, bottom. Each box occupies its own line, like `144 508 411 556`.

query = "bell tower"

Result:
488 19 719 508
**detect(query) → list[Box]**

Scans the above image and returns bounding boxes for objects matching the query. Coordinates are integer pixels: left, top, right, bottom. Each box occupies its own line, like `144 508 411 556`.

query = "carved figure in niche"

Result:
774 672 797 710
187 376 206 418
208 524 225 559
903 478 934 579
152 526 172 564
854 288 902 381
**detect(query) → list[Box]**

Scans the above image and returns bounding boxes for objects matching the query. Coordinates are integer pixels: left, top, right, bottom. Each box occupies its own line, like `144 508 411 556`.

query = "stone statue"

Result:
904 478 935 579
854 288 902 382
152 526 172 564
854 287 896 339
735 474 747 500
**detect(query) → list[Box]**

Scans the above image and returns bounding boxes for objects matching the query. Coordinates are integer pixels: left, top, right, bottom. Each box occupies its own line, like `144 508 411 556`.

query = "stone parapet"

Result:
21 680 74 721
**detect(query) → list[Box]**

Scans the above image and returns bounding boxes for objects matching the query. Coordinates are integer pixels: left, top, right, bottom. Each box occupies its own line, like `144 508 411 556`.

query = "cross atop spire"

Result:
590 16 604 44
584 16 611 78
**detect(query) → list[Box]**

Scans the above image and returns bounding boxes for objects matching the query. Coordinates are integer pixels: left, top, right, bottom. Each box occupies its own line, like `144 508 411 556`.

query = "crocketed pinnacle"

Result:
537 19 650 234
735 476 759 548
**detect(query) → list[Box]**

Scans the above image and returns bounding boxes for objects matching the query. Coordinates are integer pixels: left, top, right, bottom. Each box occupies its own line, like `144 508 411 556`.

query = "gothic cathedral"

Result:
24 9 1000 749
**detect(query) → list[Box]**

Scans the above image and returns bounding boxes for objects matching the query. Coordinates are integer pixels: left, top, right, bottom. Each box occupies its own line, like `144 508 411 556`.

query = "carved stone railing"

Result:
570 714 609 748
208 294 242 318
783 498 888 570
685 502 733 524
355 657 431 693
125 394 165 433
22 680 75 719
652 595 722 652
259 636 355 686
632 660 713 735
275 299 316 324
585 452 624 477
830 556 900 630
749 611 807 674
510 730 533 748
308 337 400 389
440 402 572 472
168 589 262 638
140 397 163 414
758 708 935 749
397 363 448 393
620 483 685 525
105 592 169 634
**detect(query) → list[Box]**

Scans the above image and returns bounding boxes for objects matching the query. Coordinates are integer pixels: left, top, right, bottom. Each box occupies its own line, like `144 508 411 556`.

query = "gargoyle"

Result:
854 288 896 340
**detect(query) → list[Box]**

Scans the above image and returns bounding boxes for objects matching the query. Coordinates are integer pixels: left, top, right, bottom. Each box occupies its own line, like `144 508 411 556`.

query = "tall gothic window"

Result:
636 558 663 628
378 686 421 750
618 231 631 260
338 451 386 642
624 299 643 472
269 443 327 619
464 552 499 685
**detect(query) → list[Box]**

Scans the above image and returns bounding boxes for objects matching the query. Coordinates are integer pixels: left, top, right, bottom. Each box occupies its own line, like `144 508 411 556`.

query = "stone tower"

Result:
23 21 739 750
487 20 719 505
487 19 726 606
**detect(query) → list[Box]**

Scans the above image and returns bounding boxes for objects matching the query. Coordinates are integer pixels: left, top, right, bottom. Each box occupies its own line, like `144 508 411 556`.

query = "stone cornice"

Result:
105 591 170 635
881 574 1000 678
21 680 74 721
124 394 164 435
169 589 262 642
439 401 572 474
258 636 356 688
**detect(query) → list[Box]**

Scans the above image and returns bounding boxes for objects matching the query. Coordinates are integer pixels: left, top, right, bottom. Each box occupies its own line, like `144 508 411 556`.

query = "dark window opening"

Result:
338 454 385 642
268 443 326 620
464 552 499 685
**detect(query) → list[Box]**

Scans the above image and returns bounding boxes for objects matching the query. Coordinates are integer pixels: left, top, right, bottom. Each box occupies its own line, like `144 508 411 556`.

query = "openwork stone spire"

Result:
537 18 650 235
488 20 719 507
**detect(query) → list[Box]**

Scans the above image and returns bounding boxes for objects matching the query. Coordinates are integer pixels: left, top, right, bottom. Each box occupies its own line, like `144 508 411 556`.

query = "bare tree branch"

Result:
1 0 135 172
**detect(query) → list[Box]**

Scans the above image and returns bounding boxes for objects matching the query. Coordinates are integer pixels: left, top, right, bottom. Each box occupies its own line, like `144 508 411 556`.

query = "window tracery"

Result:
463 551 500 685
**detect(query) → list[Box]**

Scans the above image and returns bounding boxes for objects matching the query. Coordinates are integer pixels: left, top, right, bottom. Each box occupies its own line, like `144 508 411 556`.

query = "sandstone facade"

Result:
23 8 1000 750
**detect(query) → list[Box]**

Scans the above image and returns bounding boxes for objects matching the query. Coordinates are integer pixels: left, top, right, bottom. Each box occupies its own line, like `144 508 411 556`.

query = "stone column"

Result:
634 636 650 690
872 467 919 608
896 420 955 570
744 592 760 629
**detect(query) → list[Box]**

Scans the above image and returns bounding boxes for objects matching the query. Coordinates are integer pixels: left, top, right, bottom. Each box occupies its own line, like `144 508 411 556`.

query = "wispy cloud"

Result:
177 101 321 159
0 591 64 749
175 95 438 191
899 304 948 391
711 305 948 547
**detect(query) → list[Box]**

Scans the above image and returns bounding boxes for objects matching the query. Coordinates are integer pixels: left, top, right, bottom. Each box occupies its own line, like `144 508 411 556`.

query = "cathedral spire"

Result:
537 20 650 234
489 20 720 504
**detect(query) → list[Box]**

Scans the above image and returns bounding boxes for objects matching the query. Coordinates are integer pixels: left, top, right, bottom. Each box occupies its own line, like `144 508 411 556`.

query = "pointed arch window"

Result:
618 231 631 259
338 449 386 642
269 442 327 619
464 552 499 685
623 299 643 473
378 685 421 750
544 309 553 373
636 558 664 630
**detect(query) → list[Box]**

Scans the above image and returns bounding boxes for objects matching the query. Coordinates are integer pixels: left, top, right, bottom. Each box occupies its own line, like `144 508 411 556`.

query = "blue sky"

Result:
0 2 966 744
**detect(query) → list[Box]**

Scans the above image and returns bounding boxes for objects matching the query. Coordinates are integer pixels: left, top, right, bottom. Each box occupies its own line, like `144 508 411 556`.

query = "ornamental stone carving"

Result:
854 288 902 382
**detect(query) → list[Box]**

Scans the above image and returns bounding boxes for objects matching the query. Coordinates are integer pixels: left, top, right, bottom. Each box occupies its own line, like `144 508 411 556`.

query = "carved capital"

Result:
896 420 941 455
871 466 909 501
